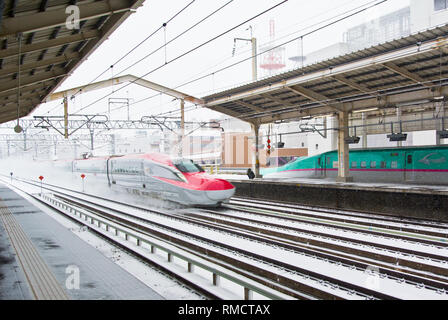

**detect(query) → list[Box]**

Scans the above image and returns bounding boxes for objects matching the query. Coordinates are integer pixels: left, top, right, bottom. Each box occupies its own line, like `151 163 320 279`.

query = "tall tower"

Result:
260 19 285 76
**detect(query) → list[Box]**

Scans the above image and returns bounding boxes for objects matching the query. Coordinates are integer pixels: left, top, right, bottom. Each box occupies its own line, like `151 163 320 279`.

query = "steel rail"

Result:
182 208 448 281
5 175 448 299
230 196 448 230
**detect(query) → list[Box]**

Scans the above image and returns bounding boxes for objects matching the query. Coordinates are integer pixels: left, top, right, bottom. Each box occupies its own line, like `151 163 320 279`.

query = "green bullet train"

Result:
261 145 448 185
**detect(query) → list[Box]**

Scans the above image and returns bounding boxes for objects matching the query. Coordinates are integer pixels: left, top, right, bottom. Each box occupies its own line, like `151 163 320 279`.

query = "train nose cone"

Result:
205 179 235 201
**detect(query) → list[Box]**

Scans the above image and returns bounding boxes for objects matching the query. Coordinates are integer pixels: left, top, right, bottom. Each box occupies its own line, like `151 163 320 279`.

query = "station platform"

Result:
222 175 448 222
0 183 164 300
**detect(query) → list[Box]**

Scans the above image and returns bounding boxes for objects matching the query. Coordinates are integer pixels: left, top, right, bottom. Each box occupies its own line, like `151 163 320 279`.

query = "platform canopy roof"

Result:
202 24 448 125
0 0 145 125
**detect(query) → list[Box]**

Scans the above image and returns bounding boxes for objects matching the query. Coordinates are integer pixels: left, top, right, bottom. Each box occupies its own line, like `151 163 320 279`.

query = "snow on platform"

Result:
0 184 164 300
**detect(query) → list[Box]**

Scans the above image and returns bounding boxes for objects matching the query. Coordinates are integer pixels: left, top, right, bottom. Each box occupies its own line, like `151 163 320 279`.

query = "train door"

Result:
404 152 414 182
139 160 146 189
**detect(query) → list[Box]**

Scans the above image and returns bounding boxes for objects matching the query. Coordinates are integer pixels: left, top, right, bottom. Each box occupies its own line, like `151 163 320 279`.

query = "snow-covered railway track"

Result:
225 199 448 246
229 197 448 236
50 192 448 299
182 208 448 282
4 176 448 299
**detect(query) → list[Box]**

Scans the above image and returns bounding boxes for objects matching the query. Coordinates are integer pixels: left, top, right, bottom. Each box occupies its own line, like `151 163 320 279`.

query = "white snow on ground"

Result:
228 200 448 233
217 174 448 193
188 208 448 272
2 180 202 300
3 162 448 300
29 186 448 300
218 208 448 260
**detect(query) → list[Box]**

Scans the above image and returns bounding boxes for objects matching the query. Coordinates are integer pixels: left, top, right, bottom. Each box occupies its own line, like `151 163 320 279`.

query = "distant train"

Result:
261 145 448 185
59 153 236 207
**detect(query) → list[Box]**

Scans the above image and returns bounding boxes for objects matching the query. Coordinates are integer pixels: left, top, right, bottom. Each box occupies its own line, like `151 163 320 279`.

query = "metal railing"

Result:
39 193 294 300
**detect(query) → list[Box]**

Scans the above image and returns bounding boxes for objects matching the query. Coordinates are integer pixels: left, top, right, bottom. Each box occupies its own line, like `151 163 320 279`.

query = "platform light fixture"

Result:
396 99 430 107
387 122 407 142
352 107 378 114
345 136 361 144
344 126 360 144
438 117 448 139
275 141 285 148
438 130 448 139
387 132 408 142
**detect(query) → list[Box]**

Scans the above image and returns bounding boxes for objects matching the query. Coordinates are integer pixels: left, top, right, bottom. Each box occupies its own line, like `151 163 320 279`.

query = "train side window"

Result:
391 161 398 169
370 161 376 168
407 154 413 164
152 165 182 181
380 161 386 168
360 161 367 168
351 161 357 168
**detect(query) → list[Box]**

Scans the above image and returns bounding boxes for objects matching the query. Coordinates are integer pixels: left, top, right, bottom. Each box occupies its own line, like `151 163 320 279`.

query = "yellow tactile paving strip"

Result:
0 199 69 300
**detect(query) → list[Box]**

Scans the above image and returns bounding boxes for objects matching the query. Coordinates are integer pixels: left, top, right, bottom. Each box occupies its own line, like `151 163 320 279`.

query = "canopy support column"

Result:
250 122 262 178
179 99 185 157
336 111 352 182
362 112 367 148
64 96 68 139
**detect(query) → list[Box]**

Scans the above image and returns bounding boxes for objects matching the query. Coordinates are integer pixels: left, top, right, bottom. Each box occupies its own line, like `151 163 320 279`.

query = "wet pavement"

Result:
0 185 164 300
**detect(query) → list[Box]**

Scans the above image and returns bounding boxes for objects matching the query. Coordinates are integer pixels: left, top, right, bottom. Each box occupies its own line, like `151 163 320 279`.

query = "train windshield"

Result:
173 159 205 173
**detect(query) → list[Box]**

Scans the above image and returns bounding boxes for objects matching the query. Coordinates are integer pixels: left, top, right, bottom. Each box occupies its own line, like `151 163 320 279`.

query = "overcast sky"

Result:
33 0 410 123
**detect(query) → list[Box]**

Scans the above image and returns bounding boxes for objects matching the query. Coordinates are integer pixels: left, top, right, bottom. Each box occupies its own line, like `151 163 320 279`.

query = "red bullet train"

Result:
68 153 236 207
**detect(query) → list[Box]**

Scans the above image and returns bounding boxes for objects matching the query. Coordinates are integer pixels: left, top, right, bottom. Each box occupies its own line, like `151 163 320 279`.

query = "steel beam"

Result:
254 84 448 124
287 85 341 112
47 74 204 105
0 67 67 94
261 93 296 107
204 105 242 119
1 108 36 123
204 35 448 111
0 52 80 77
7 0 18 18
48 5 144 103
0 0 136 37
0 82 51 100
332 74 374 96
383 62 431 87
234 100 265 112
0 31 99 59
1 90 47 107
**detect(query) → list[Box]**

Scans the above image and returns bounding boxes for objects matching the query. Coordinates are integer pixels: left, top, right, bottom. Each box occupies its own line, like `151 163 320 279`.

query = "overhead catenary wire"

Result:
112 0 388 118
49 0 386 120
71 0 289 116
170 0 385 91
111 0 235 79
40 0 197 117
68 0 235 116
72 0 196 99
